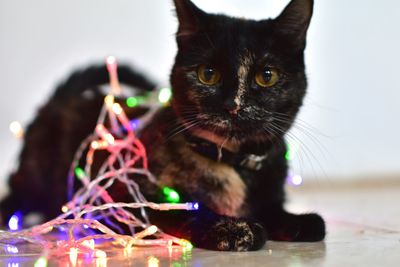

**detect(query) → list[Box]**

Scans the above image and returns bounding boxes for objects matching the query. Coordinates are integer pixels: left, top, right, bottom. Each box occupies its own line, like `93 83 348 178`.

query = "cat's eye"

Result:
197 65 221 86
255 67 279 88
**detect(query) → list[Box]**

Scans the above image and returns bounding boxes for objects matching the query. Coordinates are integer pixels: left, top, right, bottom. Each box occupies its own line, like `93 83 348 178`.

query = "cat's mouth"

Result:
181 111 276 146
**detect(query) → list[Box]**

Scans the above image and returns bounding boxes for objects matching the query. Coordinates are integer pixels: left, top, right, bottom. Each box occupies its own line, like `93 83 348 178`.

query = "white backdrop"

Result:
0 0 399 195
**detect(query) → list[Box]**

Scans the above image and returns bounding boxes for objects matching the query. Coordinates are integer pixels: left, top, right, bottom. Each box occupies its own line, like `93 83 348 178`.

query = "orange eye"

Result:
255 67 279 87
197 65 221 85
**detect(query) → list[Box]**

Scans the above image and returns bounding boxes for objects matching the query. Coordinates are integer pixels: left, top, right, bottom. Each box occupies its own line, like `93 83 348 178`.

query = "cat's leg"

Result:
249 152 326 242
149 205 267 251
257 206 326 242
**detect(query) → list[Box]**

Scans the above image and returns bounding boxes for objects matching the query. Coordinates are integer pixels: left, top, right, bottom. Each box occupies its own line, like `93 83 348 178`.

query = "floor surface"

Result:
1 180 399 267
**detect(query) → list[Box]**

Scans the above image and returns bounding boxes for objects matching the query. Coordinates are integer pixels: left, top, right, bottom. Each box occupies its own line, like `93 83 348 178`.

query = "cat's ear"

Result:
274 0 314 49
173 0 206 37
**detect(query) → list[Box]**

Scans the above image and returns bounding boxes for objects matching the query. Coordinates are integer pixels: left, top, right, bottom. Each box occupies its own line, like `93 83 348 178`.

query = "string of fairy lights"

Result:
1 57 196 266
3 56 303 265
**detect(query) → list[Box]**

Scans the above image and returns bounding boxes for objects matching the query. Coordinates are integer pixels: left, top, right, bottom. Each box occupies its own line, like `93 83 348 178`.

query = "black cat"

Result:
0 0 325 251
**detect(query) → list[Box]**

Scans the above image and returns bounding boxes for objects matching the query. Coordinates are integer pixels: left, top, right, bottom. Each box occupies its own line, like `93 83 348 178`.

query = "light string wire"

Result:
0 56 196 260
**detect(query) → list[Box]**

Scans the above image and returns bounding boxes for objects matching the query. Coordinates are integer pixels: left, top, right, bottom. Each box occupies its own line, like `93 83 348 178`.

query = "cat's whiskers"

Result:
268 120 327 179
165 118 203 142
273 122 320 178
271 114 331 164
264 122 308 173
272 111 332 141
168 106 238 150
263 123 312 178
161 112 199 135
167 115 200 136
261 124 282 144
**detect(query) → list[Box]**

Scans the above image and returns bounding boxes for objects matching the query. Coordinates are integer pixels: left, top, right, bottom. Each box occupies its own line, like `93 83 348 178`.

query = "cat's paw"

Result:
194 218 267 251
270 213 326 242
291 213 326 242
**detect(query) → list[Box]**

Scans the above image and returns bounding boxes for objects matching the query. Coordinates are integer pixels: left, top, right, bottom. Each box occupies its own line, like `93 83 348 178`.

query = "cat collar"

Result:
185 135 268 171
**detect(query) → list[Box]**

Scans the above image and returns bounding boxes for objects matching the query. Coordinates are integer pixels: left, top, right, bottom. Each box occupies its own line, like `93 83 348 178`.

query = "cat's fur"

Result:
0 0 325 251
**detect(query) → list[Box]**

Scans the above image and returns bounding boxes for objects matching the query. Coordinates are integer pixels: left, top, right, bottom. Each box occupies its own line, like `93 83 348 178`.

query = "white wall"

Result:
0 0 399 193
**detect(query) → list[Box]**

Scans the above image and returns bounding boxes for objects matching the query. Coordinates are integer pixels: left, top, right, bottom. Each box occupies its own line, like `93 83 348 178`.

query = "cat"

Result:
0 0 325 251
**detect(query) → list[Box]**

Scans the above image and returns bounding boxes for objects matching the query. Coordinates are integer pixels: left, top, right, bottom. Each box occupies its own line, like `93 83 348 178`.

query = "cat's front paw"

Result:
194 218 267 251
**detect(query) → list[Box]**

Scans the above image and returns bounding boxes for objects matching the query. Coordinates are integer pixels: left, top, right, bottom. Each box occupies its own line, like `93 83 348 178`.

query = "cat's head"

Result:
170 0 313 147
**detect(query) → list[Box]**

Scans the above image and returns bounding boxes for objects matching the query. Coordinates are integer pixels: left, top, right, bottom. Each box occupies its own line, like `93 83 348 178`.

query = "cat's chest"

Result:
154 141 248 217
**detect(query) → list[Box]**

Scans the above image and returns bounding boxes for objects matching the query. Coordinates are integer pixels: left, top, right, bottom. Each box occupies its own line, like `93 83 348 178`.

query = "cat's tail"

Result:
51 63 157 100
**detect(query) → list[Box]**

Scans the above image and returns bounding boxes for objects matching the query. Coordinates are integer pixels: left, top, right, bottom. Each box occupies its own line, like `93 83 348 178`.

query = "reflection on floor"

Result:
1 179 399 267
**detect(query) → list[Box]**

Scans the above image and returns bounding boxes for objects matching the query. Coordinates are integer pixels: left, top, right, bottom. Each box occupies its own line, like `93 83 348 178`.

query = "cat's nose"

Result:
224 99 240 115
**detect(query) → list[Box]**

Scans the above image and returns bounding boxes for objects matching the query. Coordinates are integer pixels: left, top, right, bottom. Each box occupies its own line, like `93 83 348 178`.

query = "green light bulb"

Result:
126 97 138 108
74 167 86 180
285 141 300 161
162 187 180 203
285 151 291 161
